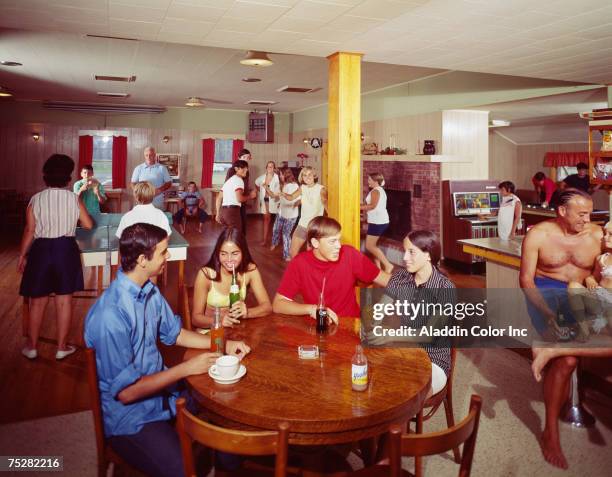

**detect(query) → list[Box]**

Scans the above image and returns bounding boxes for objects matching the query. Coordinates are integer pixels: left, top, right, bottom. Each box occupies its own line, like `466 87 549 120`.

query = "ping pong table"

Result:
22 213 189 340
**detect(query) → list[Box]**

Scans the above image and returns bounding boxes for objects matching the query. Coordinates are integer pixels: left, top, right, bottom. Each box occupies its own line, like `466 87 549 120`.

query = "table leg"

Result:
97 266 103 296
178 260 185 306
415 411 423 475
22 297 30 338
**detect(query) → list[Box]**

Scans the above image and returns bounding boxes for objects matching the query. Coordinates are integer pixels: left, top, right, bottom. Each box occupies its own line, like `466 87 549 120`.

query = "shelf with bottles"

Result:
588 120 612 185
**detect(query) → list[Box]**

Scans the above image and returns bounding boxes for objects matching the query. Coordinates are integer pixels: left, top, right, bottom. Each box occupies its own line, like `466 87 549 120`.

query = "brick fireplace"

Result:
362 160 441 239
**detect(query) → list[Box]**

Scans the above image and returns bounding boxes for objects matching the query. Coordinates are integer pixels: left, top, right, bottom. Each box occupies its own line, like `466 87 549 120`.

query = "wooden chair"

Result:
181 213 201 234
355 394 482 477
176 397 290 477
85 348 142 477
180 284 193 331
412 347 460 473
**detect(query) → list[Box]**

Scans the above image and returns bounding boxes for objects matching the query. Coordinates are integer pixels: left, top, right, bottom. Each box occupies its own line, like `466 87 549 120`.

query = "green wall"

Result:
293 71 601 131
0 101 292 134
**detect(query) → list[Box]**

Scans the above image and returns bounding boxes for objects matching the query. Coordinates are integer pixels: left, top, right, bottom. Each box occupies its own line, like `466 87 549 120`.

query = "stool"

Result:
560 367 595 428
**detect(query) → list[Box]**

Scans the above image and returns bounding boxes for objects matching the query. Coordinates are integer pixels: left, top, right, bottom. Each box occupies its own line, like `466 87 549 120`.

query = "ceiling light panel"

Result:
43 101 165 114
97 92 130 98
246 100 277 105
277 86 316 93
94 75 137 82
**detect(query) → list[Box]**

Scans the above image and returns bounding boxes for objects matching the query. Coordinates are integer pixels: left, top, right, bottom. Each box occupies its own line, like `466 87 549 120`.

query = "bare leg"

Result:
289 234 306 259
26 296 49 350
540 355 576 469
531 347 556 382
262 211 271 245
365 235 393 273
54 294 73 351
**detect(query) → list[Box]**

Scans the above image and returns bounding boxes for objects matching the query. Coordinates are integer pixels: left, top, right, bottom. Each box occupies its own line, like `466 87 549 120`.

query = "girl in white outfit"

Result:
283 166 327 259
270 168 300 261
254 161 280 246
360 172 393 273
496 181 522 240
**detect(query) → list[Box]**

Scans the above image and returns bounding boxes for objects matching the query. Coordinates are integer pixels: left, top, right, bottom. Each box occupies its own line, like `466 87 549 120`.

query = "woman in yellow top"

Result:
192 227 272 328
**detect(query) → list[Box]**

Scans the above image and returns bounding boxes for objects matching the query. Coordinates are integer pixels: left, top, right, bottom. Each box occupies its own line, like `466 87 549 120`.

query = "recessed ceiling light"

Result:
43 101 165 113
97 92 130 98
1 61 22 67
277 86 317 93
95 75 136 82
489 119 511 127
185 97 205 107
245 100 277 105
0 86 12 97
242 78 261 83
240 51 273 67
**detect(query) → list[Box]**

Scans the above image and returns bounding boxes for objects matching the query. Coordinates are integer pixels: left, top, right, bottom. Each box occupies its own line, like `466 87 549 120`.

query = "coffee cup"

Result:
212 355 240 378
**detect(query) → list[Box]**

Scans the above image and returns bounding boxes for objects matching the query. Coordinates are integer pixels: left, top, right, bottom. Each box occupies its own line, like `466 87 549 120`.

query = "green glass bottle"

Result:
229 264 240 308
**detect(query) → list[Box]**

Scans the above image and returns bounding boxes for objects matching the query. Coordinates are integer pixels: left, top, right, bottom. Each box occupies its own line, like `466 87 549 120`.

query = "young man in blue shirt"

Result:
85 222 250 477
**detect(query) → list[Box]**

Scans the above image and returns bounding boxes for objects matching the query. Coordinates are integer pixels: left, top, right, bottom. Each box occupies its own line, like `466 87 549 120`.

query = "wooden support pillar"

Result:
327 52 362 249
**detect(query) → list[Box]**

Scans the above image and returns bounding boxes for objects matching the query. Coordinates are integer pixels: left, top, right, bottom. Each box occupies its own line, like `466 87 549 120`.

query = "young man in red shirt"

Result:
272 216 390 322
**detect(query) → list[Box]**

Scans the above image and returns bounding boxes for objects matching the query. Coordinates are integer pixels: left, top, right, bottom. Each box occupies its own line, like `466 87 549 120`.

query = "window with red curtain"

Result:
202 138 245 188
112 136 128 188
232 139 244 161
201 138 215 188
78 135 93 172
543 152 589 167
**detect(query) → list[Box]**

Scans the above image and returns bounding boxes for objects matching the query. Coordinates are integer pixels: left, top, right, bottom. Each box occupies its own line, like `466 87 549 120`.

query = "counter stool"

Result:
560 366 595 428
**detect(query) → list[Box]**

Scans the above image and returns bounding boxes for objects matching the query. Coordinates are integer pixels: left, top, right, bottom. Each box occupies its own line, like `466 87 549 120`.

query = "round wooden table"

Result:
185 314 431 446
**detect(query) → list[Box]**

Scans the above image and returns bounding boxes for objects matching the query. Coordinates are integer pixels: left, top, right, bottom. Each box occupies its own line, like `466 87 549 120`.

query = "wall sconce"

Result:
303 137 309 144
162 135 170 143
32 132 40 141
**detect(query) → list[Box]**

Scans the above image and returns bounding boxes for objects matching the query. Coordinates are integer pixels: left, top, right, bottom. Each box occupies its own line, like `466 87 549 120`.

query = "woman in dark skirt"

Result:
18 154 93 360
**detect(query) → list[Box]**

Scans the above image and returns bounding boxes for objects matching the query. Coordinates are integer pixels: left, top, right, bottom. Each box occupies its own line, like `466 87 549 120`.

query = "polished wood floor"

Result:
0 217 484 424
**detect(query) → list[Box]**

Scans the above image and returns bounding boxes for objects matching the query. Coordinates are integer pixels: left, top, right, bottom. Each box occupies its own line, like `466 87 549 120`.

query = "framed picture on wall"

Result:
157 153 181 183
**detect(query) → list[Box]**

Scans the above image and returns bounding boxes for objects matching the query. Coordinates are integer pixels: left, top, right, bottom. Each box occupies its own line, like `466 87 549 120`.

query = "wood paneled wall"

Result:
489 131 518 184
0 124 81 194
0 123 291 212
440 110 489 180
489 133 591 189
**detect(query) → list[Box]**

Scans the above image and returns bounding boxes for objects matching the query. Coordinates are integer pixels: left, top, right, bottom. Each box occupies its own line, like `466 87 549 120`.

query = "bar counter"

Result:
458 237 523 287
522 205 608 227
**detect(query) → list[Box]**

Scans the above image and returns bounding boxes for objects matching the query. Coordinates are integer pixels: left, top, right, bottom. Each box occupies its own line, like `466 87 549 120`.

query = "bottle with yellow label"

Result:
351 345 368 391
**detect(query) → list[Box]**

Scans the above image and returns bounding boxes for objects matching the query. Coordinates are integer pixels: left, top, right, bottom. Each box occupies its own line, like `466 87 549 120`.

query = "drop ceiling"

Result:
0 0 610 84
0 28 444 112
0 0 610 142
478 88 609 143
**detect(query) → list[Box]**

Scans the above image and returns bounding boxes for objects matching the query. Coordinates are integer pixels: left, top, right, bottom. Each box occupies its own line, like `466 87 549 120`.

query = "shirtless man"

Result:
519 188 602 469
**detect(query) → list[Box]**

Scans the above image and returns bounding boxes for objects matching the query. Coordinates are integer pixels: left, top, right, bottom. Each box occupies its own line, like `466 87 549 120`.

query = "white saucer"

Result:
209 364 247 384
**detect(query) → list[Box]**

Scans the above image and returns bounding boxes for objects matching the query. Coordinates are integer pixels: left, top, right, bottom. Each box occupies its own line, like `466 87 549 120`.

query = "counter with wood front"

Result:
458 236 535 343
458 237 522 288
